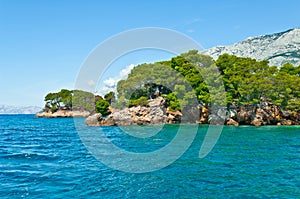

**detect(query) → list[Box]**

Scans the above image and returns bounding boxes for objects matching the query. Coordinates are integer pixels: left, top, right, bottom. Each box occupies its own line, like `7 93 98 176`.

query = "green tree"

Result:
216 54 274 105
58 89 73 110
72 90 95 113
164 92 181 111
96 99 110 116
45 92 60 112
104 91 116 104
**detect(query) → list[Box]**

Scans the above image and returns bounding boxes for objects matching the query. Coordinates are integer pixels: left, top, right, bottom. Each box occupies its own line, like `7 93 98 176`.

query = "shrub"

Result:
128 96 148 107
96 99 110 116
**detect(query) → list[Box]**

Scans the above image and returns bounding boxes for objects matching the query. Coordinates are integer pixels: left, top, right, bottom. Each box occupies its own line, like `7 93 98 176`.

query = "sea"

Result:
0 114 299 198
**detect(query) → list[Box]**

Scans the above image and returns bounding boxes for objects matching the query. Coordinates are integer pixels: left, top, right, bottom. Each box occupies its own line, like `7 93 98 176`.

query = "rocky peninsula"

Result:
35 110 90 118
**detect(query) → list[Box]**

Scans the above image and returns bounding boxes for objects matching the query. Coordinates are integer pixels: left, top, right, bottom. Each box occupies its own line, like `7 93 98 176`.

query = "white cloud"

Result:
103 78 116 87
87 80 96 86
120 64 134 79
97 86 115 96
97 64 135 96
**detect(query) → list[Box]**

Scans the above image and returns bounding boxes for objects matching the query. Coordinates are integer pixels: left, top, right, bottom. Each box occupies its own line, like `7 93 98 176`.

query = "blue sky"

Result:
0 0 299 106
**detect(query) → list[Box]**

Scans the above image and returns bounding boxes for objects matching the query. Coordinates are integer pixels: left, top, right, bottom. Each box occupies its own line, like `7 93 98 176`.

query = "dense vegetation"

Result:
43 50 300 115
44 89 112 115
95 99 110 116
116 50 300 113
116 50 225 113
216 54 300 111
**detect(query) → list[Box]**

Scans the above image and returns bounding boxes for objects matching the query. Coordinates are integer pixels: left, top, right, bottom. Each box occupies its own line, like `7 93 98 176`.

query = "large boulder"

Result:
112 108 134 125
226 118 239 126
166 109 182 124
85 113 102 126
99 115 116 126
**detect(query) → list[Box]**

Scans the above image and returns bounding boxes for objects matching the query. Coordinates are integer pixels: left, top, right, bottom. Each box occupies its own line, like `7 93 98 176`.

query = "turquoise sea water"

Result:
0 114 299 198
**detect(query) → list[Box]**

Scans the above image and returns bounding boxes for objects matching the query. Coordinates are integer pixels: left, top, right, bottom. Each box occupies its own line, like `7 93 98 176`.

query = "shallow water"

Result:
0 115 299 198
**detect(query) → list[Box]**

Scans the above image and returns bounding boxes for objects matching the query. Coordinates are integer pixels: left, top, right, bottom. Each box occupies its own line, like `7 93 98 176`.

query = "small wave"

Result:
1 152 58 161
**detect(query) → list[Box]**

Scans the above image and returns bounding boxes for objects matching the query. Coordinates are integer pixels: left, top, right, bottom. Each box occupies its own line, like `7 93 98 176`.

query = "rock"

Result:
251 118 262 127
149 107 166 124
85 97 178 126
281 119 293 125
35 111 52 118
84 95 298 127
112 109 134 126
148 97 167 124
207 107 229 125
226 118 239 126
167 113 175 121
290 112 300 123
208 114 225 125
198 105 209 124
85 113 102 126
236 105 253 125
217 108 228 120
252 108 266 126
99 115 115 126
148 97 164 107
232 100 285 126
228 109 237 118
166 109 182 124
35 110 91 118
72 110 91 117
282 111 291 119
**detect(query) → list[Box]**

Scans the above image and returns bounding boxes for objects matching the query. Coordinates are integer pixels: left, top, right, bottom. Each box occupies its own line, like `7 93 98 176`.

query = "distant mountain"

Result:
0 105 42 114
203 28 300 67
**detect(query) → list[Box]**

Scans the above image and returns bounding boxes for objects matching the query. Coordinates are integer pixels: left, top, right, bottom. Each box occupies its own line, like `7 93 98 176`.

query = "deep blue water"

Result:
0 114 300 198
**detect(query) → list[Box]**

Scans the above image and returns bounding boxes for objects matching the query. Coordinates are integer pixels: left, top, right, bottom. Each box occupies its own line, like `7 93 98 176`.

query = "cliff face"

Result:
203 28 300 67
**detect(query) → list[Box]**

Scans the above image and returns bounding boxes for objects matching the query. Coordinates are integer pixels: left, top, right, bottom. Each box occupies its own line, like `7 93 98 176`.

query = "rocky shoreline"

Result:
85 97 300 127
85 97 183 126
35 110 90 118
35 97 299 126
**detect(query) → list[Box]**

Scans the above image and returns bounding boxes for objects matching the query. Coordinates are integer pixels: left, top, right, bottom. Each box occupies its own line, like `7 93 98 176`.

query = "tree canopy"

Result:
115 50 300 113
116 50 225 111
43 50 300 115
216 54 300 112
43 89 114 114
95 99 110 116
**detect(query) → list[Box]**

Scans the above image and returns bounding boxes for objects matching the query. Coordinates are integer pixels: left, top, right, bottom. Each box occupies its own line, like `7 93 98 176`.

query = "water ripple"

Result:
0 115 299 198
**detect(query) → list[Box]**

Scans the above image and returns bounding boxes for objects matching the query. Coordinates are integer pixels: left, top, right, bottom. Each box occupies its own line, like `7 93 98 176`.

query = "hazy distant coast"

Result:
0 105 42 114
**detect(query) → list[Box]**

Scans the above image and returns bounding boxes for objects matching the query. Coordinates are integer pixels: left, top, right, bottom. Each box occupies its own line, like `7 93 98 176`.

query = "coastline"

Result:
35 97 300 127
35 110 90 118
83 97 300 127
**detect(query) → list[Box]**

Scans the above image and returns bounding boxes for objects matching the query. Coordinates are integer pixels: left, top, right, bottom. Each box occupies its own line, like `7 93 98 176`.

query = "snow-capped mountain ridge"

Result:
204 28 300 67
